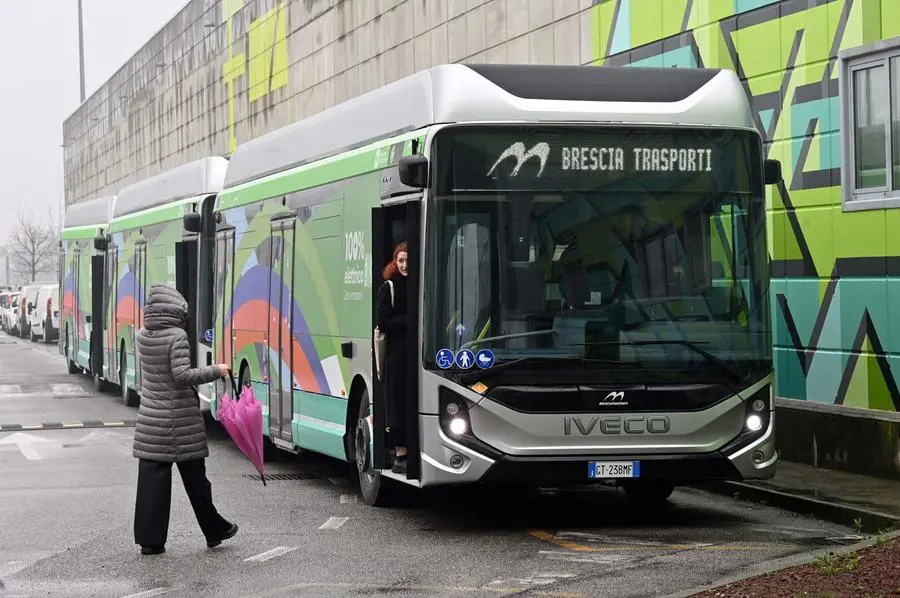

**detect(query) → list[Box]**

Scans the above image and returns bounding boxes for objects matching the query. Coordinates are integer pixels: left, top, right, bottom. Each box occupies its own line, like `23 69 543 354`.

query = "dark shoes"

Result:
207 523 239 548
138 523 238 553
392 455 407 474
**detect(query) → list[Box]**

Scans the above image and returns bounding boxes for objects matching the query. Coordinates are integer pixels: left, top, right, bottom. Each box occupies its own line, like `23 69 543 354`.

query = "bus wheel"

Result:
120 349 139 408
621 481 675 505
66 332 80 375
354 389 397 507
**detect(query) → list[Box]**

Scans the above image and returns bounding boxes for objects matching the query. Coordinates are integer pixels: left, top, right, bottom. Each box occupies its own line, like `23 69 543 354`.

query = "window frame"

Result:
840 37 900 212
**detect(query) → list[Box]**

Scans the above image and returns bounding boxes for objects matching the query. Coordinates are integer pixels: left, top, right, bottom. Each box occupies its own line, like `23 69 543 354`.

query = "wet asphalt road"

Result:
0 331 859 598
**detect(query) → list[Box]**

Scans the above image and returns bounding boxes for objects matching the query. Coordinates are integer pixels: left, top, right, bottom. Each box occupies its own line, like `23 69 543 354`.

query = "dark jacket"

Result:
375 273 408 439
132 284 222 462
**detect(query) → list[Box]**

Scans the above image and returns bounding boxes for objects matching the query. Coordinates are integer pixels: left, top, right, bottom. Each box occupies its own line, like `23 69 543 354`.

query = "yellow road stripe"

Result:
528 530 770 552
103 422 124 427
62 423 83 428
529 530 595 552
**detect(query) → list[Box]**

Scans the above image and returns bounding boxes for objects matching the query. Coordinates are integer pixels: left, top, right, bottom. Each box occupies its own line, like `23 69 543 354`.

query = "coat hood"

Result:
142 284 188 331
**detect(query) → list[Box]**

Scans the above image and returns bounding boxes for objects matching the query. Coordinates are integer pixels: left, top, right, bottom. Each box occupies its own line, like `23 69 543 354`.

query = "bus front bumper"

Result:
418 413 778 488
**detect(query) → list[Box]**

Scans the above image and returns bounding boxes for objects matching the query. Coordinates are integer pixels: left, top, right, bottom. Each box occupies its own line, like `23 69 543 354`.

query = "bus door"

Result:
370 198 422 480
105 245 118 383
175 237 199 366
71 250 81 358
89 254 105 377
267 217 296 447
132 241 148 390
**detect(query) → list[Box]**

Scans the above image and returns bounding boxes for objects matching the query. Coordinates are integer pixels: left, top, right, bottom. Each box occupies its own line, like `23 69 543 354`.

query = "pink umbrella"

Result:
218 373 267 485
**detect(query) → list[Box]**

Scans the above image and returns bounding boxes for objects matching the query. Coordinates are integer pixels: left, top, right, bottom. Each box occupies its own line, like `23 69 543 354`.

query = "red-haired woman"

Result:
375 242 409 474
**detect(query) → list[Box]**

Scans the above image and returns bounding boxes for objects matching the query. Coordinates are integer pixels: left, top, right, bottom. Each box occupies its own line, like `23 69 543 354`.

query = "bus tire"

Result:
120 347 139 408
66 330 80 374
354 387 398 507
621 480 675 505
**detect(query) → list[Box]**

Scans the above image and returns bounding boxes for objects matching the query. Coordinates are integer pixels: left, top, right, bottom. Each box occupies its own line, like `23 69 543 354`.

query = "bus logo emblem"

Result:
488 142 550 177
600 391 626 405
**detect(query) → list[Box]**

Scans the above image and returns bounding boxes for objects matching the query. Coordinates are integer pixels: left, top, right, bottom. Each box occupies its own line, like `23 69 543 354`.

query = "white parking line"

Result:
318 516 349 530
339 494 358 504
244 546 297 562
120 588 173 598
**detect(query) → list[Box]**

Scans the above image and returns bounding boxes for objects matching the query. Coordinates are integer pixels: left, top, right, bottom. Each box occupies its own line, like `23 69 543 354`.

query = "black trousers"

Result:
134 458 231 547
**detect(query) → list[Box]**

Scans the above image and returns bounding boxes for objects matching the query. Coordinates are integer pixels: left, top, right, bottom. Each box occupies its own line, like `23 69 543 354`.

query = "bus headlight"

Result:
448 417 468 435
745 414 763 431
439 389 474 438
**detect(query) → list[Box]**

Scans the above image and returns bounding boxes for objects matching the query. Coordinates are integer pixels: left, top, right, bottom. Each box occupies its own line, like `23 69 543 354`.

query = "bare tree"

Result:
7 210 57 284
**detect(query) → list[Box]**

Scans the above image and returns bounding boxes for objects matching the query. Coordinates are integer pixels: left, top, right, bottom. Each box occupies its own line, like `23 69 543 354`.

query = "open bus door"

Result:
89 254 105 379
370 198 422 481
175 237 199 366
182 196 218 405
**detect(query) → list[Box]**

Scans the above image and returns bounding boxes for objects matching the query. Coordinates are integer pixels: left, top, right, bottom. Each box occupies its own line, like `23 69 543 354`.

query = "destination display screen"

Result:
432 125 764 195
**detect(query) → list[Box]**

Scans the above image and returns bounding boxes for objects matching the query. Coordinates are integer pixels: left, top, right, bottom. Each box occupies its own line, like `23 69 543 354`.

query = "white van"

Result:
30 284 59 343
18 285 42 339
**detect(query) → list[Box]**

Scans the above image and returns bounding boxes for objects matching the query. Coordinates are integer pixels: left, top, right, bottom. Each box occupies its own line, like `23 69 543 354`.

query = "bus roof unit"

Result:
62 195 116 229
223 64 755 189
113 156 229 219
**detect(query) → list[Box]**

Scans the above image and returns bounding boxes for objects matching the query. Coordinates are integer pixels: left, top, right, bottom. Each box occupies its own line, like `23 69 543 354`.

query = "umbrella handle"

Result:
228 370 239 399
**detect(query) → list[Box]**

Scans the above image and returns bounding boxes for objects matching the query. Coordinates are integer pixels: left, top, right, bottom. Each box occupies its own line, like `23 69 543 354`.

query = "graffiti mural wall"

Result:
592 0 900 412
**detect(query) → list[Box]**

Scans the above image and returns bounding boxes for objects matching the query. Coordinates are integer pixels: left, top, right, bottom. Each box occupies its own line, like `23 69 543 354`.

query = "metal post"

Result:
77 0 85 102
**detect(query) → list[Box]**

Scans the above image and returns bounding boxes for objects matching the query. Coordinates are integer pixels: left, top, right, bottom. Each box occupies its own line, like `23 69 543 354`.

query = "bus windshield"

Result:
424 124 770 386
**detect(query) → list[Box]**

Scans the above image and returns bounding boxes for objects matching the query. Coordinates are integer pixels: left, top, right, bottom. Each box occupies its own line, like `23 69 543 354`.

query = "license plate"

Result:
588 461 640 479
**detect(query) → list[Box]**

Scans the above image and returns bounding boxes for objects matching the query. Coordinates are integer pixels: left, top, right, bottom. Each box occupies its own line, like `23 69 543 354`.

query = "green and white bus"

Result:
194 63 782 506
90 158 228 406
60 195 115 378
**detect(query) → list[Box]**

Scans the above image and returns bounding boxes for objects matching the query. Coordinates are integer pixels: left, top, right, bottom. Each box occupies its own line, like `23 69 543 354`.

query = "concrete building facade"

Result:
63 0 596 205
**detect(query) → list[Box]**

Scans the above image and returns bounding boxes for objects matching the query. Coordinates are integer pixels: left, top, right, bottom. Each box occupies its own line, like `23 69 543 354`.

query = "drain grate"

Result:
243 472 320 481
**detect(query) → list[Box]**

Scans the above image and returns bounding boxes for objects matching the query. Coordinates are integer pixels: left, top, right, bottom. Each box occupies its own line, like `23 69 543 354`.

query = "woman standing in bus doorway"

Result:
132 283 237 555
376 242 409 474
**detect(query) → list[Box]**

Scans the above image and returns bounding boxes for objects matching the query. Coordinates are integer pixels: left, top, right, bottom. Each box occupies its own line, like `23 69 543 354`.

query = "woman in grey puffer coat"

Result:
132 283 236 555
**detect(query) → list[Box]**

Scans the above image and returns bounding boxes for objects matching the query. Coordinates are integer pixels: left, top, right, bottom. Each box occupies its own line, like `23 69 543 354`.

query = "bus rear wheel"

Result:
354 388 398 507
621 480 675 505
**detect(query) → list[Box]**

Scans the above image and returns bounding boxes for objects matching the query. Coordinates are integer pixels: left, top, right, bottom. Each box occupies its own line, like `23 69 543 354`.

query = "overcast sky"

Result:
0 0 190 244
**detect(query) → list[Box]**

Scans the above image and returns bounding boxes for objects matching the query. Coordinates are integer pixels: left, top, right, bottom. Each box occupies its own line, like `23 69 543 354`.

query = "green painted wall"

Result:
592 0 900 412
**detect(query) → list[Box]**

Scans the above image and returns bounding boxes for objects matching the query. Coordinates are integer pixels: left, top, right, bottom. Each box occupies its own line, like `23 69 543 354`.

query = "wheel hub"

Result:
355 417 372 477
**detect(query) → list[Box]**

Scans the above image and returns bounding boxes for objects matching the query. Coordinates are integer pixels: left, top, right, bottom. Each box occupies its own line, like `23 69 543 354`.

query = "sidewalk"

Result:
701 460 900 533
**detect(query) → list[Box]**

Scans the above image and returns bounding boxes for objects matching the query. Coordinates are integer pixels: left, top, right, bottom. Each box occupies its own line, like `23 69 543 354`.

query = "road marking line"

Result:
244 546 297 562
339 494 358 504
528 530 769 552
529 530 594 552
235 582 585 597
120 588 173 598
0 385 22 393
318 516 349 530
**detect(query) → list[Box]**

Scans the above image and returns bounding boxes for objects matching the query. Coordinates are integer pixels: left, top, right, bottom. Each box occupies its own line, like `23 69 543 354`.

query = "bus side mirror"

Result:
764 159 782 185
398 155 428 188
183 213 202 233
94 235 108 251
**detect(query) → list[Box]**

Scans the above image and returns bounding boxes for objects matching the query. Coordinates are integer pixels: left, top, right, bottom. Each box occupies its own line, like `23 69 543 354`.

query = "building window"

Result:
840 39 900 211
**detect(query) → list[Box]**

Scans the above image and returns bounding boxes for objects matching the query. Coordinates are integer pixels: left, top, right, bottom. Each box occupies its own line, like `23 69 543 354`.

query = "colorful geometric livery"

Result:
591 0 900 411
213 131 424 460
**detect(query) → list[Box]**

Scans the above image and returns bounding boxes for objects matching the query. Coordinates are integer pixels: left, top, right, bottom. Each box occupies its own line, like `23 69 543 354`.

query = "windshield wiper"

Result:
592 339 745 389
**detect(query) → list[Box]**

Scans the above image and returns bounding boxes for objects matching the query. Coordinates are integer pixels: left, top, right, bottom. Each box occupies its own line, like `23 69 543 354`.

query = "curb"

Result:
699 480 900 534
0 419 137 432
663 528 900 598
